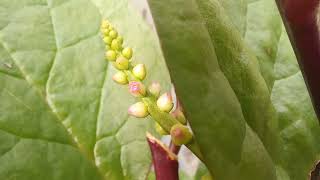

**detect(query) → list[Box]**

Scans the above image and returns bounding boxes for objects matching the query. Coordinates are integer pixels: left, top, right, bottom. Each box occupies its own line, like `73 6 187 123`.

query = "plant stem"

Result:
169 141 181 155
146 132 179 180
275 0 320 121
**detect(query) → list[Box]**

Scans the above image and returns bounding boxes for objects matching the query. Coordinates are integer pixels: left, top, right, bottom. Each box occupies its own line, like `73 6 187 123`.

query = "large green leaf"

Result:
0 0 170 179
146 0 320 179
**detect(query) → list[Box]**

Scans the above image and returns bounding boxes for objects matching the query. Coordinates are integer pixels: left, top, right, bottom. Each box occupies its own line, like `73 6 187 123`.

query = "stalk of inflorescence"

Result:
100 19 197 154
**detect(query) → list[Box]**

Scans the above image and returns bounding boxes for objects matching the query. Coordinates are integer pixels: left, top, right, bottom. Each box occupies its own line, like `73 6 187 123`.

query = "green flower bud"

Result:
132 64 146 80
111 39 122 51
128 102 149 118
129 81 146 97
171 109 187 125
114 56 129 70
170 124 192 146
116 36 123 45
122 47 133 59
105 50 117 61
112 71 128 85
155 122 169 135
148 82 161 98
157 92 173 112
103 36 112 45
109 30 118 39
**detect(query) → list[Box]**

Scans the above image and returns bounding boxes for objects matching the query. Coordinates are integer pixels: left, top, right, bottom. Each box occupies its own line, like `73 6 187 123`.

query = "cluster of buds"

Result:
100 20 192 146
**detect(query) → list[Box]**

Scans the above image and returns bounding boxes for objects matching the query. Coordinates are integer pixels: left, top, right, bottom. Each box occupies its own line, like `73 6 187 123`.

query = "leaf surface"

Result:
0 0 170 179
146 0 320 179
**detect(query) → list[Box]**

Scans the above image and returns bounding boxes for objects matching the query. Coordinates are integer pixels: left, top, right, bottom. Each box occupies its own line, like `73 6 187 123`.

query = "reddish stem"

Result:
276 0 320 120
169 141 181 155
146 133 179 180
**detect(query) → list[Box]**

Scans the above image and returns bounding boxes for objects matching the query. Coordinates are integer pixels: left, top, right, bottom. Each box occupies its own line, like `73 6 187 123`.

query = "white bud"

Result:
128 102 149 118
148 82 161 98
132 64 146 80
157 92 173 112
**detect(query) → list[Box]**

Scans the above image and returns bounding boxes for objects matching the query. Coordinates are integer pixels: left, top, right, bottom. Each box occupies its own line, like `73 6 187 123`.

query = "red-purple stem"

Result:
169 141 181 155
146 133 179 180
276 0 320 121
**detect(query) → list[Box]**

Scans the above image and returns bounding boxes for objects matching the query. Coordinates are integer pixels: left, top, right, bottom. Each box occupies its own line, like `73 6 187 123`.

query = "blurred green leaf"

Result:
146 0 320 179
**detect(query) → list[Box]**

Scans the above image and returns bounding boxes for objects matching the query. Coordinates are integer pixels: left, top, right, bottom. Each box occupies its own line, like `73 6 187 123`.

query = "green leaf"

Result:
146 0 320 179
0 0 170 179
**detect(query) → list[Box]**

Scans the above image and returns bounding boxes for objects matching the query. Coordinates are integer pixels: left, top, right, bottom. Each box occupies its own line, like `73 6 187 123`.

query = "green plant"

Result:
0 0 319 180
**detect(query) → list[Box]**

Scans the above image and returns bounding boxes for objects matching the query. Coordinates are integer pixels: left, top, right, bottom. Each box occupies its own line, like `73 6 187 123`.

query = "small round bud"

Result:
129 81 146 97
109 30 118 39
111 39 122 51
128 102 149 118
155 122 169 135
122 47 133 59
116 36 123 45
112 71 128 85
103 28 110 36
170 124 192 146
103 36 112 45
105 50 117 61
101 20 109 29
171 109 187 125
148 82 161 98
157 92 173 112
132 64 146 80
114 56 129 70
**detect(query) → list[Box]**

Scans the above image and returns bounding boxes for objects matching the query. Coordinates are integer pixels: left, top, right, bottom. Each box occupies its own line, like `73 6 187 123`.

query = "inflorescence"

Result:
100 20 192 146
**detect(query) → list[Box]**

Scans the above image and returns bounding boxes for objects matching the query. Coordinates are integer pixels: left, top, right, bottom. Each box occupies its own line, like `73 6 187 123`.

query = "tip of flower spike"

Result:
112 71 128 85
101 20 110 29
148 82 161 98
129 81 146 97
157 92 173 112
170 124 192 146
132 64 146 80
128 102 149 118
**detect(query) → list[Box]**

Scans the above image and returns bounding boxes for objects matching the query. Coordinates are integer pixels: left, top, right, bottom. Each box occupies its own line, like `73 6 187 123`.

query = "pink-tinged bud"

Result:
128 102 149 118
148 82 161 98
170 124 192 146
157 92 173 112
129 81 146 97
132 64 146 80
171 109 187 125
112 71 128 85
